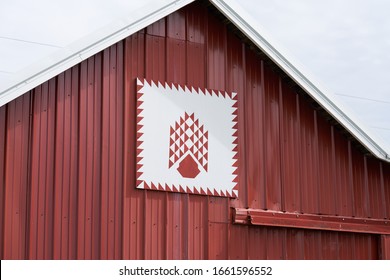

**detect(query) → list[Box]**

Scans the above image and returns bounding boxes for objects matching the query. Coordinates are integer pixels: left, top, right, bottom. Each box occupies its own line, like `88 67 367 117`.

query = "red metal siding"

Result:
0 43 124 259
3 93 31 259
1 1 389 260
381 235 390 259
0 104 5 259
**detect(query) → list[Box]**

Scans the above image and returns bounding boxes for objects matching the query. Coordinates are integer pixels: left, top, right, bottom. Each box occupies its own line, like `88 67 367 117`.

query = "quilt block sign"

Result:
136 78 238 198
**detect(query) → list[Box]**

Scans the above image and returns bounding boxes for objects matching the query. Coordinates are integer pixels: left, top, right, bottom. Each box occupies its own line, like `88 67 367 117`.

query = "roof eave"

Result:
1 0 388 163
0 0 195 108
210 0 390 163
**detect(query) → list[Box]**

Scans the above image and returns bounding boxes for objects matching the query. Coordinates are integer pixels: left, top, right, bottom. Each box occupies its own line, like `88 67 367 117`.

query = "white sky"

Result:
233 0 390 151
0 0 389 152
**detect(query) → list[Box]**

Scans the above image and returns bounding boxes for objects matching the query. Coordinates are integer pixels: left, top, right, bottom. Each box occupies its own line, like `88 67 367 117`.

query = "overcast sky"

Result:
0 0 389 152
233 0 390 151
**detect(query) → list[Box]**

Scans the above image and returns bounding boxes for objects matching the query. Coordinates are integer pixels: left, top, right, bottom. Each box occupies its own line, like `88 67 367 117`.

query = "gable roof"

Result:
0 0 389 162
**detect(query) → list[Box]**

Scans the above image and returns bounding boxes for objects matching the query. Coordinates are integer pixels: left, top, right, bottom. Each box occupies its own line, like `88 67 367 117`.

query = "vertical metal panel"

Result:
3 93 31 259
317 116 335 215
144 33 167 260
265 228 285 259
123 33 146 260
333 128 354 216
354 234 378 259
247 227 267 259
207 12 226 90
366 157 386 219
28 80 56 259
205 9 229 260
207 222 227 259
228 224 248 259
225 32 249 260
53 67 80 259
245 52 265 210
207 197 228 259
263 65 282 211
352 149 370 217
304 230 322 259
147 18 166 37
145 192 166 259
1 42 124 259
299 98 319 213
187 42 206 87
384 163 390 219
113 42 125 259
226 32 247 208
78 55 95 259
186 18 208 259
167 8 186 40
187 195 207 259
167 38 186 82
280 84 301 212
186 3 206 44
337 232 354 259
381 235 390 259
320 231 339 259
285 229 305 259
1 1 389 260
0 104 5 259
164 49 187 275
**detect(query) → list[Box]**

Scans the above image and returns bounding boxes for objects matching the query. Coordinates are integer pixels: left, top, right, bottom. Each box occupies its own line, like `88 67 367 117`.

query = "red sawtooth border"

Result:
135 78 239 198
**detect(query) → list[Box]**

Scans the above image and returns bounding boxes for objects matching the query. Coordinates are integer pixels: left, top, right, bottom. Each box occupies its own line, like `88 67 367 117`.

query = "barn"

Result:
1 0 390 260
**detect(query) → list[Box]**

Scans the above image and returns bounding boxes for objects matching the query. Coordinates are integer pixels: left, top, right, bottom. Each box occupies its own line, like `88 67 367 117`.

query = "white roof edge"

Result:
0 0 388 163
0 0 194 107
211 0 390 163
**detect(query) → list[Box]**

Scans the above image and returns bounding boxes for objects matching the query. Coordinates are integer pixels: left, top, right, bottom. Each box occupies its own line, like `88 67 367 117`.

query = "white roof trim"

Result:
0 0 194 107
211 0 390 162
0 0 388 162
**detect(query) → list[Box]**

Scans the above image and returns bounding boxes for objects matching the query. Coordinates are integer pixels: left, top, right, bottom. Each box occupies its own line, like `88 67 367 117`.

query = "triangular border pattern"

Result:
135 78 238 198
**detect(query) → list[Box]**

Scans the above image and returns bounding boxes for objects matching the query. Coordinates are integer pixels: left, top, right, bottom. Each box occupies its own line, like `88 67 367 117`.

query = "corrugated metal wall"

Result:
0 44 124 259
0 1 389 260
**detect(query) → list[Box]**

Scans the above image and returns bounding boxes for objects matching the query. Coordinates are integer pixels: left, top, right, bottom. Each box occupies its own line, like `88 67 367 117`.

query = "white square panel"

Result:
135 78 238 197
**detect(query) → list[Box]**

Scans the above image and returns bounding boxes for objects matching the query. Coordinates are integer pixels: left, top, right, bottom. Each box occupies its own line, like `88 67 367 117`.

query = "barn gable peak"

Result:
0 0 388 162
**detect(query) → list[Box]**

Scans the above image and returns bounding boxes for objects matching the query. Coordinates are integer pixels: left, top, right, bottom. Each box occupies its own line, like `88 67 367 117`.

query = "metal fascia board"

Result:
210 0 390 162
0 0 194 108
